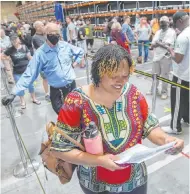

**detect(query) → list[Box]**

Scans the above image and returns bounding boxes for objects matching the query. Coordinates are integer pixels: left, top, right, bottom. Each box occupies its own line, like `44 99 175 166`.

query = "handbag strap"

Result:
54 125 85 152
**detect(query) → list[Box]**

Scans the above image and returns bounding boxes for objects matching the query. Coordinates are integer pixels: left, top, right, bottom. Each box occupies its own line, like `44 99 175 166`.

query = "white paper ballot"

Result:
115 142 176 164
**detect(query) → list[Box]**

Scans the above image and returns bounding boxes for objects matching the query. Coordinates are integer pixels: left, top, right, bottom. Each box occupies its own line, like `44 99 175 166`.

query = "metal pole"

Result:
141 42 144 65
1 68 23 117
85 54 90 84
4 103 40 178
6 104 28 170
152 73 157 114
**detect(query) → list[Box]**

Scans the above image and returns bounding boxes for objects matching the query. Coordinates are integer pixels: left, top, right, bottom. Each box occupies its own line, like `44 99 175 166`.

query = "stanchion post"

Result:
85 54 90 84
152 73 157 114
4 103 40 178
142 42 144 65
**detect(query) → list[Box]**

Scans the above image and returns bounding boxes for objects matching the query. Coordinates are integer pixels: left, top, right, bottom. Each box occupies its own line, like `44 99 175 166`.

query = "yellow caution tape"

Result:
164 107 171 113
134 70 190 91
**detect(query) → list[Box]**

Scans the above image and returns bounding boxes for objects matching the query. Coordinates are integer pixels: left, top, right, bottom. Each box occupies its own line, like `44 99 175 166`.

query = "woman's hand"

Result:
97 154 123 171
165 136 184 155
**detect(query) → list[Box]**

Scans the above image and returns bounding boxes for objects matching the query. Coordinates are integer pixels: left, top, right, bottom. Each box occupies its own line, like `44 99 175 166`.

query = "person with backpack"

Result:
1 35 40 109
77 20 87 68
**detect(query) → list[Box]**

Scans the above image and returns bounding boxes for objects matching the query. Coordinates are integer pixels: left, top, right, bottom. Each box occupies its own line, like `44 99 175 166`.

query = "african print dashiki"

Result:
50 83 159 193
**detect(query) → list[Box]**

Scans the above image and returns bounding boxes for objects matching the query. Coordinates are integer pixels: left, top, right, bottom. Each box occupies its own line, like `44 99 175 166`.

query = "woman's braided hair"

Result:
91 44 133 87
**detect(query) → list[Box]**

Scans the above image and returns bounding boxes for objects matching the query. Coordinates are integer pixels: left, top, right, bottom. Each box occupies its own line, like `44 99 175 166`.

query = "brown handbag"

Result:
39 122 85 184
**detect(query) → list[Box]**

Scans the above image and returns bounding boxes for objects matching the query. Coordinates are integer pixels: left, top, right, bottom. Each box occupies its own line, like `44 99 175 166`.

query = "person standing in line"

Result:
103 17 114 44
66 16 78 46
162 12 190 134
50 45 184 194
122 16 135 49
135 13 140 30
149 18 160 50
18 26 33 56
32 21 50 102
0 28 14 84
2 23 84 114
147 16 176 100
110 22 131 54
135 17 152 63
85 19 95 53
76 20 87 68
23 22 31 34
2 35 40 109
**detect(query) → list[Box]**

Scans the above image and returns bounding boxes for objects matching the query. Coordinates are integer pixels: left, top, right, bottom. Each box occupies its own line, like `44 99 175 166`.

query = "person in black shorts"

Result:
85 19 95 53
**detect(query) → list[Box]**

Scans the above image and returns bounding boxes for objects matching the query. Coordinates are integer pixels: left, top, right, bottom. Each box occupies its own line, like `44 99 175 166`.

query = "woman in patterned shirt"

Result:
50 45 184 194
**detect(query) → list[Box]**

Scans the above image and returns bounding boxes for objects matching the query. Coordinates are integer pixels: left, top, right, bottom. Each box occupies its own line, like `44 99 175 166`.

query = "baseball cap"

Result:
160 16 169 22
173 12 188 24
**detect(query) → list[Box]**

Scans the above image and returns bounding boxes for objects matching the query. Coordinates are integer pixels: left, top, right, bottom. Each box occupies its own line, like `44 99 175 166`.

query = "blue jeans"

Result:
138 40 149 62
13 74 34 96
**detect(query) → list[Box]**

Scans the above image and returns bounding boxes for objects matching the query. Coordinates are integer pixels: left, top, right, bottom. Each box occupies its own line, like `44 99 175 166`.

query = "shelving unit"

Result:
17 1 189 34
17 1 55 22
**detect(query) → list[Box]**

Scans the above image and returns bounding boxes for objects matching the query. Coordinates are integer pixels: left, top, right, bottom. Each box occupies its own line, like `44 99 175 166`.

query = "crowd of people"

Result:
0 11 189 194
0 16 95 109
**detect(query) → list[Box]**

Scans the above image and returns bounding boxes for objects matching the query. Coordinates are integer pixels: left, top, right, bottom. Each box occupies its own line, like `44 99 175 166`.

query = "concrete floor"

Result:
1 39 189 194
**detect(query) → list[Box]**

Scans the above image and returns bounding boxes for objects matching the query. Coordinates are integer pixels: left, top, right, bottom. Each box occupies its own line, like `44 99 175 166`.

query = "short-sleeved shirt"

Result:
4 45 30 74
152 28 176 61
0 36 11 51
51 83 159 193
67 22 77 41
32 34 46 50
77 27 86 41
136 25 151 41
122 23 134 43
84 24 94 39
172 26 190 82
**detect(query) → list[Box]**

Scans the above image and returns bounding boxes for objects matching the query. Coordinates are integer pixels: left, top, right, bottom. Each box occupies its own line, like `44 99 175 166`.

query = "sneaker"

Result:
181 119 190 125
146 90 153 95
162 126 182 135
146 90 160 96
161 93 168 100
45 95 51 102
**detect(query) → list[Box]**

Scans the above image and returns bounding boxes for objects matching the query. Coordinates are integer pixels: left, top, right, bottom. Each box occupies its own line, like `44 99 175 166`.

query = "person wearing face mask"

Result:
162 12 190 134
2 23 84 114
147 16 176 100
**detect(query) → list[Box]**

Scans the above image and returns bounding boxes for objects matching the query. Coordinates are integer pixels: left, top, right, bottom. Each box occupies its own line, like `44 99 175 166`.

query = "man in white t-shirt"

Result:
162 12 189 134
66 16 77 46
147 16 176 99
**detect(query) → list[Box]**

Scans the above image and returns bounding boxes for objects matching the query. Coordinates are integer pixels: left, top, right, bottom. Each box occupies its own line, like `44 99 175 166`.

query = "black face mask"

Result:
47 34 60 45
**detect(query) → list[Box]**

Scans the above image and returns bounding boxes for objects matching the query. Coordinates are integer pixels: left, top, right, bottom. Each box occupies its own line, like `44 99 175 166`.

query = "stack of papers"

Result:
115 142 176 165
